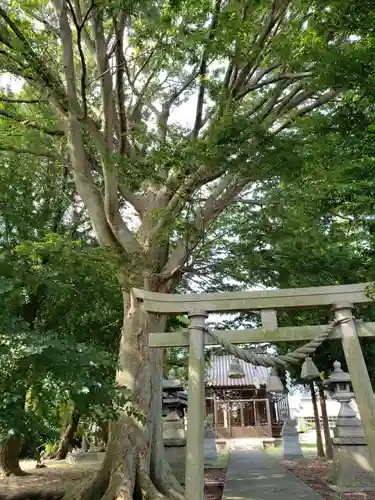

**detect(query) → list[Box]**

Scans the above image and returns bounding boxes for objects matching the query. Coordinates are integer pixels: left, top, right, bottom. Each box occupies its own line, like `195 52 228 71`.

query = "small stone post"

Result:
204 414 218 464
81 435 89 452
333 303 375 472
185 311 208 500
282 417 303 459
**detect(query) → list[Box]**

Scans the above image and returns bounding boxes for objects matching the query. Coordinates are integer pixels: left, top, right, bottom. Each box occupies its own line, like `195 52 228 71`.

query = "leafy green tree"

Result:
0 147 130 473
0 1 373 498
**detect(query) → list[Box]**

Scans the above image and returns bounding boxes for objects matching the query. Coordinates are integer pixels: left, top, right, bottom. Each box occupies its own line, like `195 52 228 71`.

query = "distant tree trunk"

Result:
318 383 334 460
97 421 109 447
55 410 80 460
309 381 325 458
0 437 27 476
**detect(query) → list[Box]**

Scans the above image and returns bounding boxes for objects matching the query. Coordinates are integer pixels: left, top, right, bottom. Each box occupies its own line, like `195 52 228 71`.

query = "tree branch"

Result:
0 145 57 158
0 97 48 104
65 115 117 248
90 10 141 254
157 65 200 140
230 0 289 97
114 13 128 156
49 0 132 250
271 83 306 116
28 12 60 39
51 0 81 114
0 5 69 113
192 0 221 138
273 90 338 134
0 109 64 136
87 149 144 215
194 174 248 231
161 174 249 278
256 80 291 123
66 0 94 118
72 0 96 55
235 71 313 100
144 162 211 249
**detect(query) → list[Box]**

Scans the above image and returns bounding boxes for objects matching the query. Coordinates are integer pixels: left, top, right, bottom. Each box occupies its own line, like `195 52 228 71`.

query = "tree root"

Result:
151 462 184 500
0 457 185 500
61 470 109 500
138 468 168 500
1 469 30 477
101 448 136 500
0 491 64 500
150 431 184 500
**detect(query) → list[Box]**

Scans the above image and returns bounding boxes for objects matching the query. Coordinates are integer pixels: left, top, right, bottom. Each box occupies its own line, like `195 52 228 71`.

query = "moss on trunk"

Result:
0 437 28 477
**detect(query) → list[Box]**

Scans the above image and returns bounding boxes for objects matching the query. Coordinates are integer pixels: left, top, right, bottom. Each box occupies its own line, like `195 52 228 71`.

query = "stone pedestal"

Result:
204 414 218 464
66 451 105 464
282 418 303 460
204 428 218 463
163 411 186 485
329 401 375 492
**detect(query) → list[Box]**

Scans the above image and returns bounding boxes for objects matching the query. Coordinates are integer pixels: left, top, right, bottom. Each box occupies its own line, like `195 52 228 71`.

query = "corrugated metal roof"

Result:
206 355 269 388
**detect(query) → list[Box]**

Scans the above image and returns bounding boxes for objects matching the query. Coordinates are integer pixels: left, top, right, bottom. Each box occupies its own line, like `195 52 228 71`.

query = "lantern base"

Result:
329 438 375 492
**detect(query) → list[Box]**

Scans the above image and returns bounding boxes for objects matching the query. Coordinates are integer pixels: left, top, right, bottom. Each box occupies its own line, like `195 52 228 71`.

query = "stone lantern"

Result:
324 361 375 492
163 370 187 485
324 361 351 400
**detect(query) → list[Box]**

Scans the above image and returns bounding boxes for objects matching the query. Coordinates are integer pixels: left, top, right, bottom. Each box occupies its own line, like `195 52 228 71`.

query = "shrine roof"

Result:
206 355 269 388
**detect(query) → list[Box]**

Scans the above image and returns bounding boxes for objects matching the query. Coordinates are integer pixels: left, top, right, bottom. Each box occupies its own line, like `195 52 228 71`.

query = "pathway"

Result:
222 448 323 500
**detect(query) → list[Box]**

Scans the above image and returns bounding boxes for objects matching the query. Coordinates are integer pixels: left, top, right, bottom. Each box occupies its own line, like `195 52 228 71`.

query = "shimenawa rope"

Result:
204 317 354 369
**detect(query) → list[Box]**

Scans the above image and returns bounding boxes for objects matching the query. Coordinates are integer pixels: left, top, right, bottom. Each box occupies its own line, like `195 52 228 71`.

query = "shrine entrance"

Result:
215 398 272 438
132 282 375 500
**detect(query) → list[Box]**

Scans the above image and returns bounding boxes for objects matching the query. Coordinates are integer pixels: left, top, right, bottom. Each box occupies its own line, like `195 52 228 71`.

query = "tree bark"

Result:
317 383 334 460
309 381 325 458
0 437 27 476
97 421 109 447
62 286 184 500
55 410 80 460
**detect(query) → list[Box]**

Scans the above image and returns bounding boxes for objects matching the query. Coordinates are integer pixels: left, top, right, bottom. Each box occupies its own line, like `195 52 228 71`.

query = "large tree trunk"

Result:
0 437 27 477
309 381 325 458
317 383 334 460
62 286 184 500
55 410 80 460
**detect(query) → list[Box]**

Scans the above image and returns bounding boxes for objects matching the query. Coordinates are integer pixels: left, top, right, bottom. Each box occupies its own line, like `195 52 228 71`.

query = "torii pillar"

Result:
184 311 208 500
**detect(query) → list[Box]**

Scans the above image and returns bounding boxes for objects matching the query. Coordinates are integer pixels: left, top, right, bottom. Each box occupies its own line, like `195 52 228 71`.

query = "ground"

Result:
5 449 374 500
283 458 375 500
0 460 226 500
265 444 375 500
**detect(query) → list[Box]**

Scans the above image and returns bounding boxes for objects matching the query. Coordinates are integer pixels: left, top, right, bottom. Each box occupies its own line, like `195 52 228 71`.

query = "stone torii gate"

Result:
132 282 375 500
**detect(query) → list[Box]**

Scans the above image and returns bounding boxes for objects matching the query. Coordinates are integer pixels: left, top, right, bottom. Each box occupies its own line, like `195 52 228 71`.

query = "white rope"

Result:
205 317 353 369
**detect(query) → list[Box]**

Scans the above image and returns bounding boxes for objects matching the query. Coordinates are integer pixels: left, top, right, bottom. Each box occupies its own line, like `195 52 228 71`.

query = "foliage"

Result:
201 86 375 383
0 234 136 443
0 148 139 449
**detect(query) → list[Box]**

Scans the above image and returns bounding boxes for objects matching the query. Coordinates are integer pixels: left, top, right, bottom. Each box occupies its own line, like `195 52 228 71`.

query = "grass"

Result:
218 449 230 468
205 449 230 470
264 444 318 457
